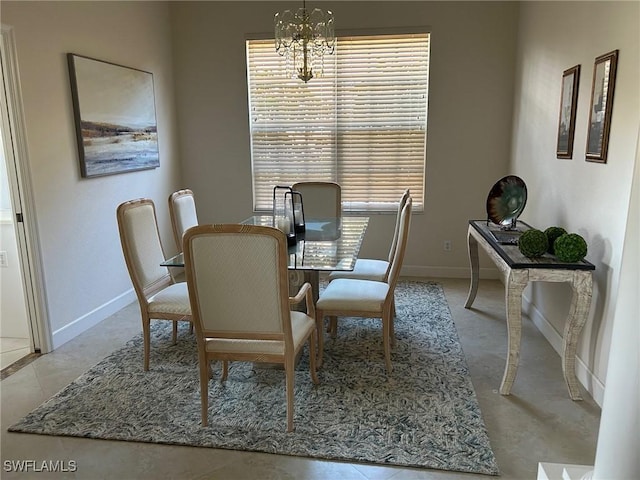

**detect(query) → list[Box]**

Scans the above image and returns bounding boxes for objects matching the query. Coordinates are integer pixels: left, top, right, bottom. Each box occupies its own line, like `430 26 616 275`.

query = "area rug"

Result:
9 281 499 475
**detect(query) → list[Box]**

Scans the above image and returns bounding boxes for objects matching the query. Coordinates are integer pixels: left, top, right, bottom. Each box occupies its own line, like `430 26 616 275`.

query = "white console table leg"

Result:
561 271 593 400
465 229 480 308
501 269 528 395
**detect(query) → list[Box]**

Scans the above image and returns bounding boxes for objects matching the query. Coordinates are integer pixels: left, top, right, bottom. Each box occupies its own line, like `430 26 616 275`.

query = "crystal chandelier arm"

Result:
274 0 334 83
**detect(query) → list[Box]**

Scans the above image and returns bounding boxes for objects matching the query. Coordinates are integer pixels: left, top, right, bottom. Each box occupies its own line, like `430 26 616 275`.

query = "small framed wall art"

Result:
586 50 618 164
67 54 160 177
556 65 580 159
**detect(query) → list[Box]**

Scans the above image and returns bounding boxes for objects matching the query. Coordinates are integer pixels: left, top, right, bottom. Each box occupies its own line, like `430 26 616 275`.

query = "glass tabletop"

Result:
161 216 369 272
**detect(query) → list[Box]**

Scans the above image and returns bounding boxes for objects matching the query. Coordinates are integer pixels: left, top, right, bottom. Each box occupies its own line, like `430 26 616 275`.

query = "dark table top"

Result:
469 220 595 270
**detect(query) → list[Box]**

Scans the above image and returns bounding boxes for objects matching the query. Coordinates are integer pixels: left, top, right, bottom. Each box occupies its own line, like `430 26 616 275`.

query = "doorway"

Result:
0 24 47 374
0 128 31 369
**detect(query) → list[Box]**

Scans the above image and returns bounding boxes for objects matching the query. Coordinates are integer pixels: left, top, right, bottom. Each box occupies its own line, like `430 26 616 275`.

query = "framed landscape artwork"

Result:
556 65 580 159
67 54 160 177
586 50 618 164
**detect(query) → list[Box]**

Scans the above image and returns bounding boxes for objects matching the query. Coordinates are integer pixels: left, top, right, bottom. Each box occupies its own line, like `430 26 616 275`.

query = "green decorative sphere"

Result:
554 233 588 262
518 229 548 258
544 226 567 254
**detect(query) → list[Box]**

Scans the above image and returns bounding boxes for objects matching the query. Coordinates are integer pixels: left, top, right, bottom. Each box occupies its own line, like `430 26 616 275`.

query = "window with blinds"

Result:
246 33 429 212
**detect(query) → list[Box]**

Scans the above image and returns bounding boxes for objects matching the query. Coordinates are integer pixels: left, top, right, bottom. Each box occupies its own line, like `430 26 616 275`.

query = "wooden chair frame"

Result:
316 198 412 373
183 224 319 432
116 198 192 371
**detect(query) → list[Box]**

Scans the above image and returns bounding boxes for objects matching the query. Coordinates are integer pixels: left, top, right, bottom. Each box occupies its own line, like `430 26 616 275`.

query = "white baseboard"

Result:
523 293 605 407
51 289 136 349
402 264 500 279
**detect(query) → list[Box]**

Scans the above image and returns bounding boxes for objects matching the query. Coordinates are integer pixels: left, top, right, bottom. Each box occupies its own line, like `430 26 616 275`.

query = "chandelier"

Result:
274 1 335 83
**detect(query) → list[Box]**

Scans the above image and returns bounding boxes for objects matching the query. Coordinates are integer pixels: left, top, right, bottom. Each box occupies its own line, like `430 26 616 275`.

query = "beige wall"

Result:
1 1 183 346
511 1 639 402
169 1 519 277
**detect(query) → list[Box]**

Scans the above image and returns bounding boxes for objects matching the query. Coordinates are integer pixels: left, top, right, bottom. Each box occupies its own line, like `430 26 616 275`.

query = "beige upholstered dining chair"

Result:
329 189 411 282
315 197 412 373
182 223 319 432
116 198 192 371
292 181 341 219
168 189 198 251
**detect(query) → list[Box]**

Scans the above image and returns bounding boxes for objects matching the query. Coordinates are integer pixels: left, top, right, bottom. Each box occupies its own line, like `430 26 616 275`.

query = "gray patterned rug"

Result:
9 281 499 475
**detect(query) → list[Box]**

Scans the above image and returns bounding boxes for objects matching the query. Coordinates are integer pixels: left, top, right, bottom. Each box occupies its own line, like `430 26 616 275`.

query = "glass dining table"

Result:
161 215 369 301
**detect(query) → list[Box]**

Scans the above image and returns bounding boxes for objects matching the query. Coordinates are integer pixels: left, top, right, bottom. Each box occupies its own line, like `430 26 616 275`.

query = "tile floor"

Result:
0 278 601 479
0 337 31 371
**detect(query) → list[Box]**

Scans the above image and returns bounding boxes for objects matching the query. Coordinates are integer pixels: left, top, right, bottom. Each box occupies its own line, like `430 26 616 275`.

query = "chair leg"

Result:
329 316 338 339
390 298 396 347
383 306 393 374
198 352 209 427
172 320 178 345
221 360 229 382
315 310 325 368
142 317 151 371
189 322 194 334
285 354 295 432
308 330 319 385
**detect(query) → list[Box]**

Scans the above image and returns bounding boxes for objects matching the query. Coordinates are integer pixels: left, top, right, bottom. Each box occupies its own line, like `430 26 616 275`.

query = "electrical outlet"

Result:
443 240 452 252
0 251 7 267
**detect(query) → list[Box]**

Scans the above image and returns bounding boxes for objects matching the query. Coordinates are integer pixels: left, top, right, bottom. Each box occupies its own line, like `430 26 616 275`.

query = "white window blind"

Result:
247 33 429 212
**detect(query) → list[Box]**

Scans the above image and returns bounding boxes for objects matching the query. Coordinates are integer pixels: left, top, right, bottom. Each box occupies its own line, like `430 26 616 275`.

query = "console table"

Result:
465 220 595 400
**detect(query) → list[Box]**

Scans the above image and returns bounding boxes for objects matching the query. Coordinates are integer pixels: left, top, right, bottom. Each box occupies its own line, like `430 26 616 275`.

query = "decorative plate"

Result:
486 175 527 227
